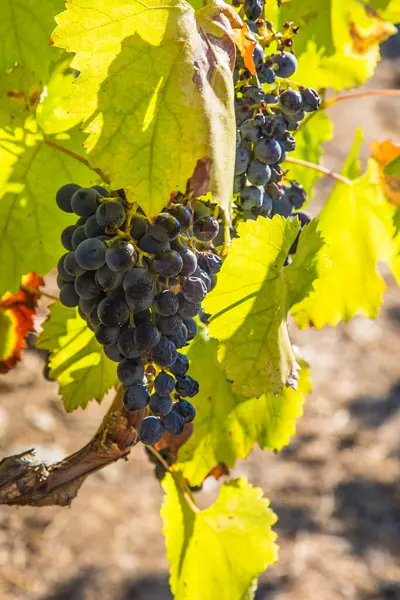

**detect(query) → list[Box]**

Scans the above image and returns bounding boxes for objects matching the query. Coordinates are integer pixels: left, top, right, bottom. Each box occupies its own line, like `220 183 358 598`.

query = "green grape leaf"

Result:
204 215 322 398
36 302 118 411
286 111 333 197
161 474 278 600
385 155 400 177
292 158 397 327
37 57 83 134
177 332 311 486
0 0 64 78
0 66 43 129
52 0 240 218
0 118 97 296
276 0 397 90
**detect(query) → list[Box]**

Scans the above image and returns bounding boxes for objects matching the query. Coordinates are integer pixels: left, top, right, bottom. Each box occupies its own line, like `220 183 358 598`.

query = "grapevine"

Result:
0 0 399 598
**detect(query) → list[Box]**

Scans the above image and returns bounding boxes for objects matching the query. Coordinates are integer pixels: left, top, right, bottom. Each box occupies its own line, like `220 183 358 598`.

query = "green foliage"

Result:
162 474 278 600
177 332 311 486
0 0 64 78
52 0 238 217
36 302 118 411
204 216 322 397
273 0 396 90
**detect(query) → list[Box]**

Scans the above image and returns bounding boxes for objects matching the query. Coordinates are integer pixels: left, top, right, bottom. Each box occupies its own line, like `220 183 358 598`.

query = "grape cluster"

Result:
56 184 222 445
233 19 320 221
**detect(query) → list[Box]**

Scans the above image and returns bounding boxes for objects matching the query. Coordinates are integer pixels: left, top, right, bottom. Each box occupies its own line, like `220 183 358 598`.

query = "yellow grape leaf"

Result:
0 0 64 78
0 118 97 296
162 474 278 600
370 139 400 205
177 333 311 486
370 0 400 21
204 216 323 397
277 0 397 90
292 158 396 328
36 303 118 411
52 0 241 217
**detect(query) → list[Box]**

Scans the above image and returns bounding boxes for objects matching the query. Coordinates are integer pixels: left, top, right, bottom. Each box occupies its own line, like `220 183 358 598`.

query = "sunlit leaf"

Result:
370 139 400 204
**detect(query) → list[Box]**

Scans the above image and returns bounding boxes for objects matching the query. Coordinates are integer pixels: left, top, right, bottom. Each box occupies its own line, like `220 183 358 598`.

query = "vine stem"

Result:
325 89 400 107
0 387 145 506
21 285 58 302
284 156 352 185
146 446 200 513
43 136 110 184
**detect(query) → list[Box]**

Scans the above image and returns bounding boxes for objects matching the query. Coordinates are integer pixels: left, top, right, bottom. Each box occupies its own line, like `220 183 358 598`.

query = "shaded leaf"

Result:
162 474 278 600
0 66 43 130
0 273 44 373
52 0 241 217
177 332 311 486
204 216 322 397
36 302 118 411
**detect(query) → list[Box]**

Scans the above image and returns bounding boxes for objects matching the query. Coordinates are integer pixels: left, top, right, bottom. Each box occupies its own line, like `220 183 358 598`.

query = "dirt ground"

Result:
0 57 400 600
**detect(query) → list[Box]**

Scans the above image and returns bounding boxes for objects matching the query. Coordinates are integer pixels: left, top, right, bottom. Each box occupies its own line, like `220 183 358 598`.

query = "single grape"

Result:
61 225 77 251
173 399 196 422
168 324 188 349
87 304 101 330
279 89 303 116
271 195 293 217
235 146 251 176
56 184 81 213
272 52 298 78
181 276 208 303
252 43 264 69
177 293 201 318
258 65 276 85
162 411 185 435
149 393 173 417
106 241 137 272
117 328 141 358
166 204 192 231
301 87 321 112
71 225 87 249
92 185 109 197
154 372 176 396
71 187 100 218
287 181 307 209
95 324 120 346
64 251 85 277
95 200 125 229
134 323 161 353
138 416 165 445
240 186 264 210
117 358 145 386
182 318 197 340
235 98 252 126
240 118 262 144
151 337 177 367
244 0 263 20
124 268 155 311
153 250 183 277
193 216 219 242
277 132 296 152
242 86 264 103
169 352 189 377
97 296 129 327
179 248 198 277
254 138 282 164
57 254 75 283
175 376 199 398
130 215 149 241
123 384 149 412
134 309 152 326
246 160 271 186
57 275 66 289
75 238 106 270
104 343 124 362
59 283 79 307
79 296 102 315
259 194 273 217
269 165 284 183
150 213 181 242
266 181 284 202
138 234 170 254
154 290 179 316
96 264 124 291
84 214 105 238
263 93 279 105
262 115 287 139
156 314 183 337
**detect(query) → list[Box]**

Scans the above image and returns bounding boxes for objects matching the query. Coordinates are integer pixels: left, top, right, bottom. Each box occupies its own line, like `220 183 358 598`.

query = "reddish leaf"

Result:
233 22 257 75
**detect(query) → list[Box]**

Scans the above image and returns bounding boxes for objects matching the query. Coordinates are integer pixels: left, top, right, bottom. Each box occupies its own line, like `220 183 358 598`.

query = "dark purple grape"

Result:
75 238 106 270
177 293 201 318
166 204 192 231
271 52 298 78
123 384 149 412
240 186 264 211
138 416 165 445
173 399 196 422
157 314 183 337
75 271 102 299
179 249 198 277
162 411 185 435
235 146 251 176
170 353 189 377
96 200 125 229
57 254 75 283
279 89 303 116
71 225 87 249
182 318 197 340
97 296 129 327
154 372 175 396
71 187 100 217
130 215 149 241
56 184 81 213
150 213 181 242
92 185 109 197
176 376 199 398
61 225 77 250
95 324 120 346
117 328 141 359
64 251 85 277
84 214 105 238
151 337 177 367
149 393 173 417
124 268 154 311
168 324 188 349
154 290 179 316
181 276 208 303
106 241 137 272
254 138 282 164
138 234 170 254
153 250 183 277
104 343 124 362
134 309 151 326
193 216 219 242
117 358 145 386
134 323 161 352
96 264 124 291
247 160 271 187
301 87 320 112
240 118 262 144
244 0 263 20
59 283 79 307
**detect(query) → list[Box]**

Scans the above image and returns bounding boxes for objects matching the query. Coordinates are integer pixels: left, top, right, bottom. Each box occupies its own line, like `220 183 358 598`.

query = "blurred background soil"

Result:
0 39 400 600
